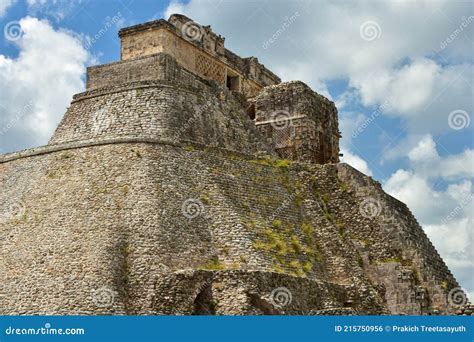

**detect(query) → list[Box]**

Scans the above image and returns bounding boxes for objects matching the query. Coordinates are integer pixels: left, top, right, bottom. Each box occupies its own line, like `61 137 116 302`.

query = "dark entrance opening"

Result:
192 284 216 315
226 69 240 91
247 103 256 120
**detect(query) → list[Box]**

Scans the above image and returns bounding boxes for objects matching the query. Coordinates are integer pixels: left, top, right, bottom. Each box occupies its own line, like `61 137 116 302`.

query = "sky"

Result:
0 0 472 300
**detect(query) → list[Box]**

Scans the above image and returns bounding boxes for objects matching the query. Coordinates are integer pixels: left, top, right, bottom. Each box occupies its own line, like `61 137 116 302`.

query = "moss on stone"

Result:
290 235 303 254
272 219 282 229
200 194 210 205
274 159 292 168
249 156 272 167
293 193 304 207
335 221 346 238
201 257 225 270
301 221 315 245
249 156 292 169
120 185 129 195
225 152 244 161
273 265 285 274
253 240 269 251
324 211 333 221
321 193 330 205
380 256 403 263
252 219 323 276
303 261 313 273
357 238 372 246
242 216 257 230
339 182 350 192
289 259 301 269
411 267 421 285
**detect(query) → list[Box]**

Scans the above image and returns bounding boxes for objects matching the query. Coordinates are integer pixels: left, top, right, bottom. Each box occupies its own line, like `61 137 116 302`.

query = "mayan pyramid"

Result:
0 15 465 315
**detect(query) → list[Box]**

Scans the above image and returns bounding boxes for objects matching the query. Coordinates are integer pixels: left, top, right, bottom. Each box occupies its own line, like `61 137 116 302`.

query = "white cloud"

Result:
385 170 473 296
384 137 473 295
0 0 15 17
434 217 471 263
408 134 439 161
164 0 185 20
384 136 473 221
352 58 440 114
385 169 460 224
352 60 472 134
0 17 89 152
425 215 473 300
406 135 474 180
340 149 373 176
163 0 472 136
26 0 83 22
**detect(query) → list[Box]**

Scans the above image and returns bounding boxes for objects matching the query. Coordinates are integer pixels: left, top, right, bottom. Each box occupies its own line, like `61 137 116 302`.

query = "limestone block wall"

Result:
49 79 273 156
119 22 173 61
118 16 280 97
0 142 381 315
165 14 281 88
86 53 209 90
336 164 460 314
253 81 340 164
0 139 459 315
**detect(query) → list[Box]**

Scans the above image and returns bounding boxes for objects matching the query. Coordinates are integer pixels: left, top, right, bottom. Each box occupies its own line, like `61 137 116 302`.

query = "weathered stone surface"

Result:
0 142 462 315
0 14 465 315
52 76 274 156
118 14 280 98
253 81 340 164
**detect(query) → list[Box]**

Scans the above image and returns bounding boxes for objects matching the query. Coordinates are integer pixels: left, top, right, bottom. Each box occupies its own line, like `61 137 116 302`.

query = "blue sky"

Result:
0 0 473 299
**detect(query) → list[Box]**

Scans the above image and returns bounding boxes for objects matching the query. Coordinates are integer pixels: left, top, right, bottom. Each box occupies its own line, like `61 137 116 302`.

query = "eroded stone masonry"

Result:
0 15 467 315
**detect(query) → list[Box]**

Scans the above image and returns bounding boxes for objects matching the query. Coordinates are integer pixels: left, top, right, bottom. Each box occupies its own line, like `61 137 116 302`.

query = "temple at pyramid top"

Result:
70 14 340 164
117 14 281 98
